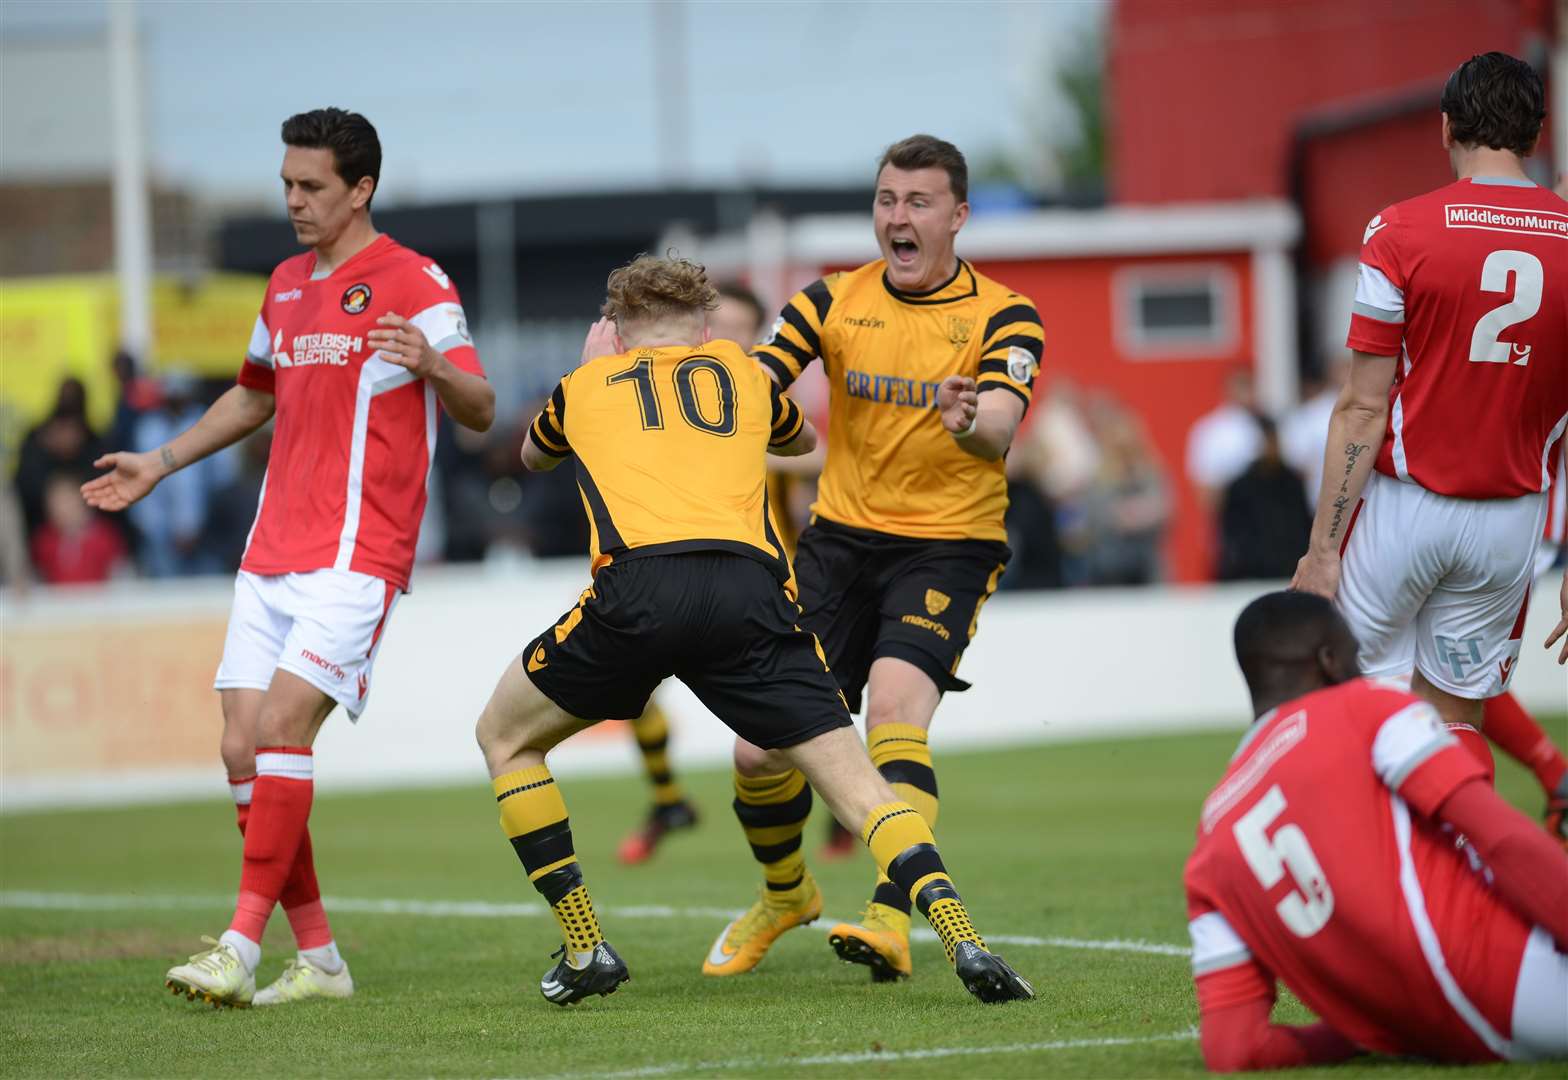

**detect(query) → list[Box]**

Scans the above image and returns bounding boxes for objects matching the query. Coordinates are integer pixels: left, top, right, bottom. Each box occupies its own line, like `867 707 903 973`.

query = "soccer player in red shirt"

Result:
1187 590 1567 1070
1292 54 1567 797
82 109 493 1007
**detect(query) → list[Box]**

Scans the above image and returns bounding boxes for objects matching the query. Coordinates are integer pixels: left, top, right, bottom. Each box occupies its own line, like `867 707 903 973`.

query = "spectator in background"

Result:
201 428 272 571
1185 368 1262 510
1280 352 1350 508
30 471 126 584
1216 417 1312 581
129 371 235 576
1003 378 1097 589
14 376 104 538
1076 397 1169 586
0 478 32 596
107 349 161 455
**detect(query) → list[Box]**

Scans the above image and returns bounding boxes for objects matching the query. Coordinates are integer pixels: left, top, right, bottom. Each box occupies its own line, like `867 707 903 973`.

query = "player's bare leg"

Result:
476 659 627 1006
1409 668 1484 729
217 688 353 1005
701 737 822 976
166 672 335 1007
779 725 1032 1003
827 656 941 981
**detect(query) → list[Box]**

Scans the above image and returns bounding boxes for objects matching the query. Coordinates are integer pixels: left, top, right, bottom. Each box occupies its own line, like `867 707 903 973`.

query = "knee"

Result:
865 694 924 733
733 738 788 777
219 727 255 778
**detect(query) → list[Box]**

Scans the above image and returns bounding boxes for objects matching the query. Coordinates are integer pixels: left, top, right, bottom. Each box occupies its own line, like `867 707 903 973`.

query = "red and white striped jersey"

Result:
1346 178 1568 500
236 235 483 590
1185 679 1531 1062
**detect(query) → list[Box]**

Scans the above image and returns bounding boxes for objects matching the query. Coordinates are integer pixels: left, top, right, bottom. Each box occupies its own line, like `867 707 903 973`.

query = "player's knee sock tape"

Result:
868 724 938 916
733 768 812 893
494 765 603 954
631 705 685 807
861 801 983 963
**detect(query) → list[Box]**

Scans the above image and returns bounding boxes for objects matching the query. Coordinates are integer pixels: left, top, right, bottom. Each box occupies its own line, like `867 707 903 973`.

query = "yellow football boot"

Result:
702 873 822 975
828 901 912 982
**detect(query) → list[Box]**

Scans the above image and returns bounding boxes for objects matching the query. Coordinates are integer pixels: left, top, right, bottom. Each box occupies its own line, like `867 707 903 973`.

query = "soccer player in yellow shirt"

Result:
473 254 1032 1006
702 136 1044 984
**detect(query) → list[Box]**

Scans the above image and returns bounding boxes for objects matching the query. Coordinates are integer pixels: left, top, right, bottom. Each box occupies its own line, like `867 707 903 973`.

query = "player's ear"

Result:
1439 112 1453 151
951 199 970 234
351 175 375 212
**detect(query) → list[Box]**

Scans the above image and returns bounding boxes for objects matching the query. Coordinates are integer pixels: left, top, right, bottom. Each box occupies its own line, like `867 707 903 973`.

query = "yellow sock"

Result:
733 768 812 897
868 724 938 917
630 704 685 807
494 765 602 956
860 800 983 962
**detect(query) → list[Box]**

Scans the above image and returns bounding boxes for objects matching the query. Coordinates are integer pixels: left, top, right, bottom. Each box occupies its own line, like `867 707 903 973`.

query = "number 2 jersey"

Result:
528 339 806 586
1184 678 1531 1062
1346 178 1567 499
236 234 483 591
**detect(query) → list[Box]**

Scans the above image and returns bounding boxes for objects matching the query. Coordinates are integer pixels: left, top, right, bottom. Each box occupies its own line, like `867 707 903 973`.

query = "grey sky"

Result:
2 0 1104 207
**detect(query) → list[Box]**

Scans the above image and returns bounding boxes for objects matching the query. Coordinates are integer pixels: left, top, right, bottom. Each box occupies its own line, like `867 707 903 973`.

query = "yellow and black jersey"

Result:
753 259 1042 543
529 338 806 586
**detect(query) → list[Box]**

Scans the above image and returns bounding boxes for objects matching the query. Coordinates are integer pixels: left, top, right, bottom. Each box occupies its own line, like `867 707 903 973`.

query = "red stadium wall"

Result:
1109 0 1555 211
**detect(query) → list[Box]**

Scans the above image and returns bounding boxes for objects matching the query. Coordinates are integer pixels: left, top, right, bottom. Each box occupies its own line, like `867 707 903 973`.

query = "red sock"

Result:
1483 693 1568 795
281 831 333 949
229 748 314 944
232 772 332 947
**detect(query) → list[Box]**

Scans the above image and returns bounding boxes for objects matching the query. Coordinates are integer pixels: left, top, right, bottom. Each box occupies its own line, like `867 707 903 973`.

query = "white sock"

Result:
569 948 595 970
300 941 344 974
219 929 261 972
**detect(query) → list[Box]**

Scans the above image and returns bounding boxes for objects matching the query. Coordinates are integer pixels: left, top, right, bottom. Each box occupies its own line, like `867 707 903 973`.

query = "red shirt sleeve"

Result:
1436 778 1568 948
402 259 484 377
1345 205 1406 357
237 289 276 394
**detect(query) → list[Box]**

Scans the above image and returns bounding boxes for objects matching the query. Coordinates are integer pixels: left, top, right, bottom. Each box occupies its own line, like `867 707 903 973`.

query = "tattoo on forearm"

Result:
1326 442 1369 540
160 446 176 472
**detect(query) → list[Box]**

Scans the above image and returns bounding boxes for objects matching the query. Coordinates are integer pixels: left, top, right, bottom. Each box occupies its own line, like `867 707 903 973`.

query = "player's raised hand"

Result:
369 314 440 378
1290 552 1341 600
1546 572 1568 665
937 374 978 435
580 317 620 366
81 451 160 512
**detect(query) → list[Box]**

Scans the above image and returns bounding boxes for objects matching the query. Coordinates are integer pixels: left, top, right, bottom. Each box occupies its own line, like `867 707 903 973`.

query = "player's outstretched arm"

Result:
938 375 1024 461
1437 777 1568 948
1291 351 1396 599
1198 994 1361 1072
369 314 495 432
80 384 275 512
521 429 566 473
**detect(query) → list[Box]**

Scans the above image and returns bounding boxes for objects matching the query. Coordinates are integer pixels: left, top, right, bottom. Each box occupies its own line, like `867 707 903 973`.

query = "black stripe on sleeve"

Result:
773 309 820 363
981 333 1043 361
803 278 834 323
755 350 795 387
530 414 571 457
977 380 1031 408
982 302 1041 347
549 382 567 426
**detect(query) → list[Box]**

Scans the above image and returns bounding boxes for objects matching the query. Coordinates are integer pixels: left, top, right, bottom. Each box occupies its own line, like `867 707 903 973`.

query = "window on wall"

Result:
1114 265 1239 357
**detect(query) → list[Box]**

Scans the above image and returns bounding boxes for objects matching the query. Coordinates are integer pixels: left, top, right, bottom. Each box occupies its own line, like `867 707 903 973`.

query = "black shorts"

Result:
794 517 1010 713
523 551 852 750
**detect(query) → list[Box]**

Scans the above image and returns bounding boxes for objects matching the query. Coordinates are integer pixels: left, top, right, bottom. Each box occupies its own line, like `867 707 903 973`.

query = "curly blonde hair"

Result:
602 254 719 325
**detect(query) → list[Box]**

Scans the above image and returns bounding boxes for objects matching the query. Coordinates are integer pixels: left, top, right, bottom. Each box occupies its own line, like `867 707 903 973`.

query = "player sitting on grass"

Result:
472 254 1033 1006
1185 590 1566 1070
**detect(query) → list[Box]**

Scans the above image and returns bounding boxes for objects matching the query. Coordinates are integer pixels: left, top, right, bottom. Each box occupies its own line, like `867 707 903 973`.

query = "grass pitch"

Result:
2 723 1564 1079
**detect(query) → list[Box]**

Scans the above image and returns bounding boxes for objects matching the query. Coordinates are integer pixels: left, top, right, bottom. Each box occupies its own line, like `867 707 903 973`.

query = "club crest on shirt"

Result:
341 283 373 315
924 588 950 616
947 316 974 349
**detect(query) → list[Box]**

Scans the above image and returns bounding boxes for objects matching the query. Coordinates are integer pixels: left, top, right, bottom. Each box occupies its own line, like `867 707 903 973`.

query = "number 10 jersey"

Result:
1346 177 1567 500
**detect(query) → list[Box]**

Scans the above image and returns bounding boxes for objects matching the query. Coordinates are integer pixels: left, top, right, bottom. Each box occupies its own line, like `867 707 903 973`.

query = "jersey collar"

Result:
306 232 393 281
880 258 978 306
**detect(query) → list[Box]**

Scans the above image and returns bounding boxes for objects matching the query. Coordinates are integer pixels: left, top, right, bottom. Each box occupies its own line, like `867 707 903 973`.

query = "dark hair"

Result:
878 134 968 203
1440 52 1545 156
1233 590 1341 683
715 281 766 332
281 108 382 206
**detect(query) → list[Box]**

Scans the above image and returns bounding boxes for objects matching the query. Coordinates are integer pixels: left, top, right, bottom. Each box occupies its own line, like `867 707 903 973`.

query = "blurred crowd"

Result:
1 355 1356 593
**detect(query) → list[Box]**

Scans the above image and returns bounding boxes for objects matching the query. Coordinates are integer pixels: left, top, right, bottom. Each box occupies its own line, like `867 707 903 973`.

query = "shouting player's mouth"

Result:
888 237 919 267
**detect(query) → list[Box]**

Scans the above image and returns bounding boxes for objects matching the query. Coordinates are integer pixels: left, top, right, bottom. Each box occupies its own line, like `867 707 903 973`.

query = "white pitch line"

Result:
528 1029 1200 1079
0 891 1190 958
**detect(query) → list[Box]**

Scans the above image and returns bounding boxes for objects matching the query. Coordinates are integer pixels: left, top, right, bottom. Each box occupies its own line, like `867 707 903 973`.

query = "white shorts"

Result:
1509 925 1568 1061
214 569 401 721
1337 472 1545 699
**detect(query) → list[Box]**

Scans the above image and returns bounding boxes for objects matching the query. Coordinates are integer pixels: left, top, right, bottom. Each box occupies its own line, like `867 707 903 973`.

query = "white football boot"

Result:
164 937 256 1008
254 954 355 1006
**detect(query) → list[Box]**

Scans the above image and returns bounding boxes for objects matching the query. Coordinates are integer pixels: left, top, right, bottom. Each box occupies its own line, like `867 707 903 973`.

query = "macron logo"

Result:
422 263 451 290
1363 215 1388 244
1445 204 1568 239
